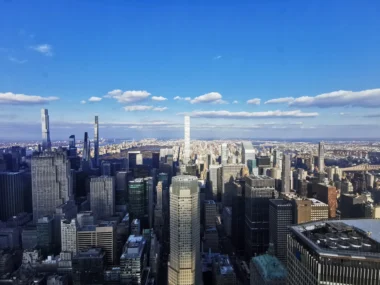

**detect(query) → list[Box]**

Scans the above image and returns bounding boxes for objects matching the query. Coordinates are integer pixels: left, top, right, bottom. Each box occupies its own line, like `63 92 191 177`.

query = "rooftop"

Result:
215 255 234 276
290 220 380 259
205 200 216 205
251 254 287 280
121 235 146 259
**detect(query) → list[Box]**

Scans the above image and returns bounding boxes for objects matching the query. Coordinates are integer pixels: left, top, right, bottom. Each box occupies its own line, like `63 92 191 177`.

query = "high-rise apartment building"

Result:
0 172 24 221
120 235 147 285
241 141 255 166
32 151 72 223
82 132 89 162
318 142 324 173
77 222 116 264
94 116 99 167
168 175 202 285
41 108 51 151
245 175 277 258
61 218 78 253
90 176 115 220
281 154 290 194
269 199 293 263
184 116 191 164
288 220 380 285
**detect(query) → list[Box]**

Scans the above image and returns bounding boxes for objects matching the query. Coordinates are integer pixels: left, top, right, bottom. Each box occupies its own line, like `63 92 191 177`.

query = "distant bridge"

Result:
341 164 380 172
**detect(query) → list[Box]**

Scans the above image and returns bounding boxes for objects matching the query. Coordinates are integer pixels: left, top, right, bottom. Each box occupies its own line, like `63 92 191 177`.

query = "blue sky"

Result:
1 0 380 140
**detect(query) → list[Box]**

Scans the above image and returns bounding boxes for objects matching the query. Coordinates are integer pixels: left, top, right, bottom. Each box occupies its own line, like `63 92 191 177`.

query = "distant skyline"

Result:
1 1 380 139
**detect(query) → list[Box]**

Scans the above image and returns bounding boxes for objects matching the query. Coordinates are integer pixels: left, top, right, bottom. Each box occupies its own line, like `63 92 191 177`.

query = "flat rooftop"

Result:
252 254 287 280
290 220 380 259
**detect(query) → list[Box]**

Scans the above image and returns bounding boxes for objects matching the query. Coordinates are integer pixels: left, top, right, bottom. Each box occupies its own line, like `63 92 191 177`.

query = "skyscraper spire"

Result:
94 116 99 167
184 115 190 164
318 141 325 173
41 108 51 151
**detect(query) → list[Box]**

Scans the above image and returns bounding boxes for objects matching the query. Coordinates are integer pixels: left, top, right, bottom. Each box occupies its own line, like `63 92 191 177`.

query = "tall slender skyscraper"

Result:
41 109 51 151
281 154 290 193
94 116 99 167
221 143 228 164
83 132 89 161
318 141 324 173
184 116 190 164
168 175 202 285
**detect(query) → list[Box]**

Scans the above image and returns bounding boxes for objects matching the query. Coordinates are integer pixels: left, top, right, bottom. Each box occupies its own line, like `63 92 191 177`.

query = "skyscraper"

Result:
90 176 115 220
94 115 99 167
41 108 51 151
0 172 24 222
32 151 72 223
281 154 290 193
184 116 190 164
83 132 89 161
245 175 277 258
128 179 145 221
168 175 202 285
241 141 255 166
221 143 228 164
318 141 324 173
61 218 78 253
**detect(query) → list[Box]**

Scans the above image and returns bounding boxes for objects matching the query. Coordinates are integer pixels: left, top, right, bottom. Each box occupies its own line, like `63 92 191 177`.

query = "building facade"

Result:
90 176 115 220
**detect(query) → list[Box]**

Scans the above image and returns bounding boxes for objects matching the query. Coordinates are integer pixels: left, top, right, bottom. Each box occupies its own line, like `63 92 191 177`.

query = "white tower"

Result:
41 109 51 151
184 116 191 164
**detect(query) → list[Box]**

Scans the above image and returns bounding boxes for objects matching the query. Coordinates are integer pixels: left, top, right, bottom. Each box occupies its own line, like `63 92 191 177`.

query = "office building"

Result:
222 207 232 237
22 225 37 249
281 154 290 194
61 218 78 253
311 183 337 218
184 115 191 164
341 180 354 194
76 211 95 227
144 177 154 229
273 149 282 169
204 226 219 252
37 216 55 255
221 143 228 165
212 255 237 285
209 165 222 200
120 235 147 285
318 142 324 173
32 151 72 223
128 179 145 221
222 164 245 207
41 108 51 151
136 153 143 165
0 172 24 222
94 115 99 167
168 175 202 285
288 220 380 285
340 193 371 219
101 161 112 176
309 198 329 221
231 180 245 254
82 132 89 161
250 254 286 285
72 248 105 285
131 219 141 236
90 176 115 220
241 141 255 166
245 175 277 258
0 227 21 249
77 222 116 264
204 200 217 228
154 182 164 240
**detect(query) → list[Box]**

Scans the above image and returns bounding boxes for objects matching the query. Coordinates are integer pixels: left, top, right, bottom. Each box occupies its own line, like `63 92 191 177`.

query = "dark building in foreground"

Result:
288 220 380 285
0 172 24 222
72 248 106 285
245 175 277 259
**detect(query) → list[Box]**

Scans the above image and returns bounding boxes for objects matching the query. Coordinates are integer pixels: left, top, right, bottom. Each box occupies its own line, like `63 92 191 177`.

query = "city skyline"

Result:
1 1 380 139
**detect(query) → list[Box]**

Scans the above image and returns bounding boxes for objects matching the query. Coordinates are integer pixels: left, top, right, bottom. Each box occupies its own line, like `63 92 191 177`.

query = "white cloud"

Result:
0 92 58 104
264 97 294 104
88 96 102 102
152 96 167 101
233 100 239 104
174 96 191 101
290 88 380 108
124 105 153 111
247 98 261 105
153 107 168 111
181 110 319 118
8 56 27 64
30 44 53 56
191 92 227 104
80 100 86 104
105 90 151 103
213 55 222 60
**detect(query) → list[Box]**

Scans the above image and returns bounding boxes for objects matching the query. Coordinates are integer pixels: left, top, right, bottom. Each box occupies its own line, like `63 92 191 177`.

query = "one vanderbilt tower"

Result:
41 108 51 151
